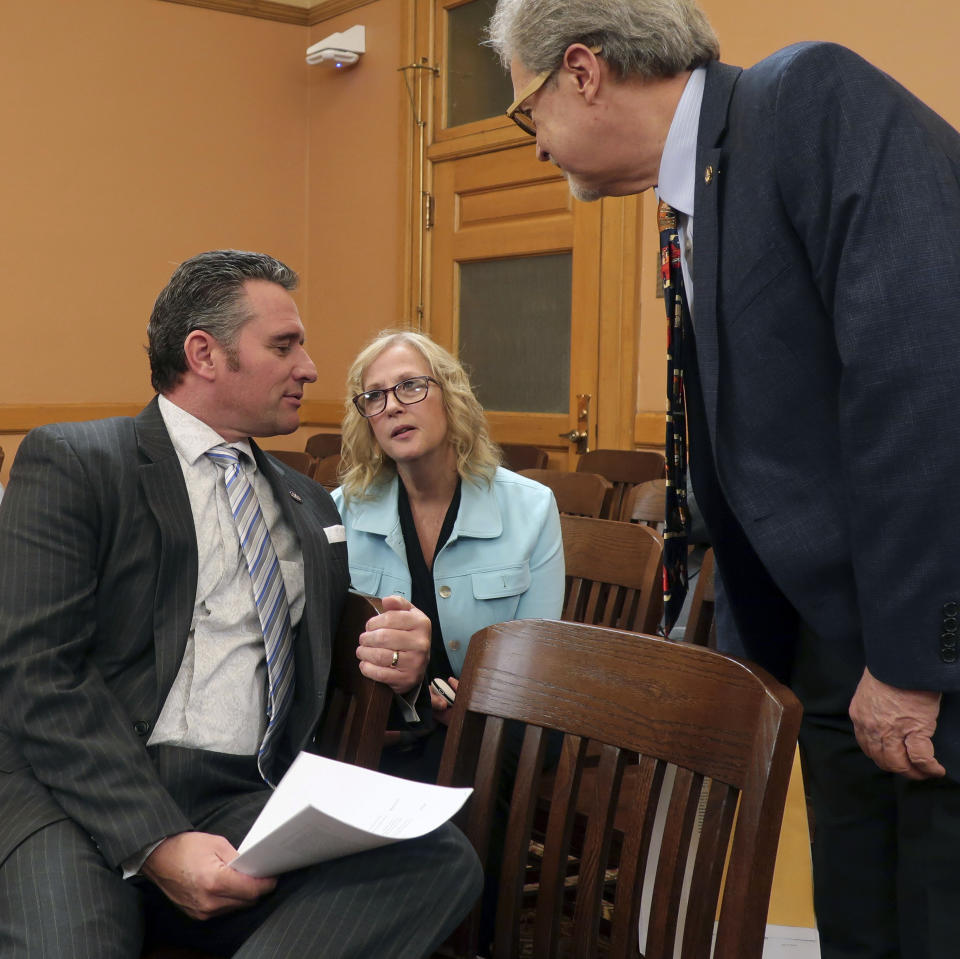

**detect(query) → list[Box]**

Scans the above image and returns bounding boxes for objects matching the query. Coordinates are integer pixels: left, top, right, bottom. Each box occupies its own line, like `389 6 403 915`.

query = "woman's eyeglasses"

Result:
352 375 440 417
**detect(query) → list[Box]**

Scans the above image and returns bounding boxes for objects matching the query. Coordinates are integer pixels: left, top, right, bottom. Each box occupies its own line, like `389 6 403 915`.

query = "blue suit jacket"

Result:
686 43 960 764
0 398 350 869
332 467 564 677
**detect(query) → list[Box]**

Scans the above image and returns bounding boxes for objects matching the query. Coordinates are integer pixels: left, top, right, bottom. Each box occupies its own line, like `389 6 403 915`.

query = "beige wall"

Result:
2 0 959 486
0 0 311 481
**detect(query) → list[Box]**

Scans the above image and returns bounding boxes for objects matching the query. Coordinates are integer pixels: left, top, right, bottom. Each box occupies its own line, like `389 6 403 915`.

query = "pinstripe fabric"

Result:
206 445 294 786
0 399 480 955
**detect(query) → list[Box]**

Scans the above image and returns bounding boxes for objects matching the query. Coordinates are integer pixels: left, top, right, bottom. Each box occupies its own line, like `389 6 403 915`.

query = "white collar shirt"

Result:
656 66 705 319
150 395 305 755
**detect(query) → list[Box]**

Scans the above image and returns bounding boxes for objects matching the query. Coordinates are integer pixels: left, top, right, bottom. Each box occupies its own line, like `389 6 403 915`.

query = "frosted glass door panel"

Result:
446 0 514 128
458 254 572 413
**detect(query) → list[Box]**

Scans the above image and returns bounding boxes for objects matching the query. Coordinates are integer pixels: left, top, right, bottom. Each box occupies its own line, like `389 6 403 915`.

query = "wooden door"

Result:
430 147 602 469
411 0 646 465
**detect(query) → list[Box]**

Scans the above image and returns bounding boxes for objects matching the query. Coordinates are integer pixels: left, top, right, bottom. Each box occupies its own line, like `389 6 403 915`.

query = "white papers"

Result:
230 752 472 877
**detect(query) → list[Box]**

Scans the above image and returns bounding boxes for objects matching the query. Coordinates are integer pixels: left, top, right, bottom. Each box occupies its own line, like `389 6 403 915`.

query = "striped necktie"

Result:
658 200 689 635
206 444 294 786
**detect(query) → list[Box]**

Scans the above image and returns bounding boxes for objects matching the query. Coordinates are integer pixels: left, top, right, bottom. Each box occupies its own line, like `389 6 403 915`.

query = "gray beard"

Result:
564 172 603 204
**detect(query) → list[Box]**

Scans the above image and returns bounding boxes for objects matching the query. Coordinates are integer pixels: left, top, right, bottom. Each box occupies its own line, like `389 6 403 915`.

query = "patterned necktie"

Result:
658 200 689 636
206 445 294 786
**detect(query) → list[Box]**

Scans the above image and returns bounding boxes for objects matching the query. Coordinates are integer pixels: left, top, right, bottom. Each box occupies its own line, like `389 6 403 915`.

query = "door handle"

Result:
558 429 588 443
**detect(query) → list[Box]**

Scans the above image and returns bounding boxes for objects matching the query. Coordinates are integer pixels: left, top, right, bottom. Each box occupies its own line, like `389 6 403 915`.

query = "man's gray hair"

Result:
147 249 298 393
487 0 719 78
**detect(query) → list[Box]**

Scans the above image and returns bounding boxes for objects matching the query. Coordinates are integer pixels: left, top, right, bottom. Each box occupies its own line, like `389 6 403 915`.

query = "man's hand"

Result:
142 831 277 920
849 666 946 780
357 595 430 695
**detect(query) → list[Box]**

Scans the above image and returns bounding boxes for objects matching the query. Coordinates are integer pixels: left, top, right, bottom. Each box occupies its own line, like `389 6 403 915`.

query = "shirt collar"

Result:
157 394 255 468
656 66 706 217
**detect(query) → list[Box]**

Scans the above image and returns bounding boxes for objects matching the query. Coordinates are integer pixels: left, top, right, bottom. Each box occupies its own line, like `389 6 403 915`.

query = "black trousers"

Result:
794 626 960 959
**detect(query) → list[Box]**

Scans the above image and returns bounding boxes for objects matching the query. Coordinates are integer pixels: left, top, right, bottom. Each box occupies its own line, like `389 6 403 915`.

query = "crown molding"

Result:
156 0 382 26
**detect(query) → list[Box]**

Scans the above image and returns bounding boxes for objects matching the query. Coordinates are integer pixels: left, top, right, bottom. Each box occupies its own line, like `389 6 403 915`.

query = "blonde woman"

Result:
332 329 563 781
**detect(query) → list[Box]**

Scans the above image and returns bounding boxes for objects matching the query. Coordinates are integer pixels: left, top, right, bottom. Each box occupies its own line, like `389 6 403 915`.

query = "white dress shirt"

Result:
151 395 306 755
657 66 706 319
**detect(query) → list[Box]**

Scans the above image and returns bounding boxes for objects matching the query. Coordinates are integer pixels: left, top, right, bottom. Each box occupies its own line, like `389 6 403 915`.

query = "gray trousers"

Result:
0 748 481 958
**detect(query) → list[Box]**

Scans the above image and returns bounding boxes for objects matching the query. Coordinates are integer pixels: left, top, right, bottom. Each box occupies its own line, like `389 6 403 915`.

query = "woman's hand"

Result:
431 676 459 726
356 595 431 695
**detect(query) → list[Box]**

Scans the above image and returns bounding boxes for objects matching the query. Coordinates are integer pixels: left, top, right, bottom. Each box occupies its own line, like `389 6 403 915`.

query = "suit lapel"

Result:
692 60 742 453
134 398 198 701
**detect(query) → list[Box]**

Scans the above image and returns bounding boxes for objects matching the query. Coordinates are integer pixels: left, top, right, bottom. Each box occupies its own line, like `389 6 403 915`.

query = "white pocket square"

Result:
324 524 346 544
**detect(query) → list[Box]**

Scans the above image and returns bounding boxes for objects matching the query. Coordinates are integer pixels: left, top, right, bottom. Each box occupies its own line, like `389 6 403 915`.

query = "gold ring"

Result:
390 650 399 668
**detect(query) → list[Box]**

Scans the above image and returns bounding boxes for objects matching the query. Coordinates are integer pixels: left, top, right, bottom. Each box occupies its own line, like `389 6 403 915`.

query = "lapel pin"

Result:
704 165 715 184
289 490 303 503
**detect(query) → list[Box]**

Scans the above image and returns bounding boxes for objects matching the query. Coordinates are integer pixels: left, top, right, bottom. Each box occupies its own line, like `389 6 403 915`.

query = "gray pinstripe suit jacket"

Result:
0 397 349 869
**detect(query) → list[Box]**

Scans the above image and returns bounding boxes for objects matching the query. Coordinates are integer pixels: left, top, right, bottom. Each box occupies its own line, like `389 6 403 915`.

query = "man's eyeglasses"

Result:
352 375 440 418
505 45 602 136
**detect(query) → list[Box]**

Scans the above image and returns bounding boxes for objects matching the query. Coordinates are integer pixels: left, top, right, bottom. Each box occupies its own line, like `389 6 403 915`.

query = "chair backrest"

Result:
304 432 343 461
265 449 317 477
577 449 666 521
560 515 663 634
622 477 666 527
437 618 802 959
500 442 549 472
520 469 611 518
312 454 342 491
684 548 716 649
313 592 392 769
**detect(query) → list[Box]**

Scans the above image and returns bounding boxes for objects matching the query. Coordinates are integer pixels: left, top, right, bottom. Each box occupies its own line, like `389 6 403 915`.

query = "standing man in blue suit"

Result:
489 1 960 956
0 250 481 957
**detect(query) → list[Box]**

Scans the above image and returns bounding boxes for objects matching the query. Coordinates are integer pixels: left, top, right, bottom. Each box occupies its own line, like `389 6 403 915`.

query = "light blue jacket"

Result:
331 467 564 676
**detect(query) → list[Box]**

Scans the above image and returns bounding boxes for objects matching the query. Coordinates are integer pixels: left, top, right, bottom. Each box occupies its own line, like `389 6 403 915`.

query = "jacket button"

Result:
438 585 452 599
133 720 151 737
449 640 461 651
944 601 959 617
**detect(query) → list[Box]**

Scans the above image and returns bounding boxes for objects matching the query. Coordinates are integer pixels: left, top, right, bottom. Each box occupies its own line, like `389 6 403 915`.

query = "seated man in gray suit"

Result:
0 250 481 958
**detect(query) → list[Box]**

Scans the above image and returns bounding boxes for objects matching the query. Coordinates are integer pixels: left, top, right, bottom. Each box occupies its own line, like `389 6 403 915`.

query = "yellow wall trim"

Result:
156 0 382 26
634 411 665 449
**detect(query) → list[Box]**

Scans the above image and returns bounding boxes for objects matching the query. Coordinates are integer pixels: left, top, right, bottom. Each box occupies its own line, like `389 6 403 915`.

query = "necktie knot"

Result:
658 198 678 232
206 444 242 470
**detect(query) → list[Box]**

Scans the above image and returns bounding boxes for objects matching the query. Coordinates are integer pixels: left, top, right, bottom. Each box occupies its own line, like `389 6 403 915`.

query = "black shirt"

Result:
397 476 462 681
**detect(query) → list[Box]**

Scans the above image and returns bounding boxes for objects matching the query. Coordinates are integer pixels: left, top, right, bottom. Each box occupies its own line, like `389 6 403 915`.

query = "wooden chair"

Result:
304 432 342 461
312 454 342 491
436 618 802 959
684 547 717 650
312 592 392 769
560 515 664 634
141 593 391 959
264 449 317 477
500 442 549 472
623 477 666 528
519 469 611 518
577 449 666 521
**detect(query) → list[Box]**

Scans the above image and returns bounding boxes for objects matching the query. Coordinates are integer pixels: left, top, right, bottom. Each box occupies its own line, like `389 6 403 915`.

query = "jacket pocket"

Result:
471 564 531 600
350 566 384 597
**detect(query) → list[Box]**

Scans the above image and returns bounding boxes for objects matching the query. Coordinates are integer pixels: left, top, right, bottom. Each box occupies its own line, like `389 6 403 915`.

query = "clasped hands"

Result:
356 594 430 696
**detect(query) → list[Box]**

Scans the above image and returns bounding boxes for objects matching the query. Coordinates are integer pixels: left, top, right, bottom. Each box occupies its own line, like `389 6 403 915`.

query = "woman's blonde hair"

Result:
338 330 502 501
